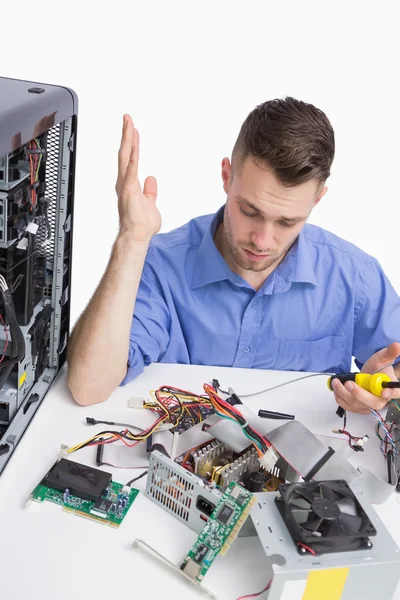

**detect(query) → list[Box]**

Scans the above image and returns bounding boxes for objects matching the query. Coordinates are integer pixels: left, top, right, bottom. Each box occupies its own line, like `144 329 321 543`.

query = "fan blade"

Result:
338 513 363 535
319 484 339 503
324 520 345 538
289 499 311 510
300 518 323 533
291 508 311 524
336 497 358 516
293 488 314 504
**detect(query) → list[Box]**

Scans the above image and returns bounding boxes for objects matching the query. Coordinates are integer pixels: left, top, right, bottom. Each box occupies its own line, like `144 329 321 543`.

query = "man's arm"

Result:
67 115 161 405
67 236 149 405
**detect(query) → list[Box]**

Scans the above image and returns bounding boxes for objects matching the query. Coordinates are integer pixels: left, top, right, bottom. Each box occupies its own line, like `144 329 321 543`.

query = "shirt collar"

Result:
191 206 318 293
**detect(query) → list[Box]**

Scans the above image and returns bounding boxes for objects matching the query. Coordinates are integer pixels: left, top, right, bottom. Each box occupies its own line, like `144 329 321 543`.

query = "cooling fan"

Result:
275 480 377 555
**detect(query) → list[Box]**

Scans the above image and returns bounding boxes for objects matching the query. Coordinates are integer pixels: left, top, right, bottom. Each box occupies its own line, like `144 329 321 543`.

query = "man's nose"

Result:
251 223 274 251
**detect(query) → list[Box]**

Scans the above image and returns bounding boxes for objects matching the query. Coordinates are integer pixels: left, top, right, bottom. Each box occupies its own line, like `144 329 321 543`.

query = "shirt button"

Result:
251 301 258 308
243 346 250 353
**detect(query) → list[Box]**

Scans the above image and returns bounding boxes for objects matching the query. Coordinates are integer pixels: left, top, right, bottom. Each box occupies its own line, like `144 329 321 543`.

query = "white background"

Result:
2 0 399 327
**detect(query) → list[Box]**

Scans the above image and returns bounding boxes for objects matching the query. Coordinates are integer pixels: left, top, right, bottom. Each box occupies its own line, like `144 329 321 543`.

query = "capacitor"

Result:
63 488 70 503
247 471 265 492
121 498 127 509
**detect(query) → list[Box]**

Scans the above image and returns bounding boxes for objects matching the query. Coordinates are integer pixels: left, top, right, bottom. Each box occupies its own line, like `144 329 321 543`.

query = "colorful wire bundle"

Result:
143 385 214 429
370 409 397 455
66 385 214 455
376 419 399 457
65 419 165 454
203 383 270 457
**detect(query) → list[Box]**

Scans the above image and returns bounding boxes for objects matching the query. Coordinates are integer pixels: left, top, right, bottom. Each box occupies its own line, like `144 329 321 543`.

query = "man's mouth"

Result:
243 248 269 262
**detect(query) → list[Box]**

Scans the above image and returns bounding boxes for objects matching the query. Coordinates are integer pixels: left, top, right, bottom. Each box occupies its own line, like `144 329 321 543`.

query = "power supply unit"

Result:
0 75 77 473
145 449 400 599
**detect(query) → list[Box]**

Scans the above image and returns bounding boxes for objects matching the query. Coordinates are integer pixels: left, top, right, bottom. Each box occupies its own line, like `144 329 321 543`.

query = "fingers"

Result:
331 378 386 413
117 115 140 195
123 126 141 195
143 176 158 202
369 342 400 371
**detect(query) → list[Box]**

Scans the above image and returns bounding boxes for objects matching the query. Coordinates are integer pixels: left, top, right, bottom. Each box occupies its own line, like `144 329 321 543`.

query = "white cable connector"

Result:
353 435 369 448
128 397 145 409
155 423 175 431
259 446 279 472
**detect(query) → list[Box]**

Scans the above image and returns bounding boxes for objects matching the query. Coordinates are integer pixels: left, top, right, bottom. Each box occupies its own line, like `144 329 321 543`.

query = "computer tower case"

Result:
0 75 77 472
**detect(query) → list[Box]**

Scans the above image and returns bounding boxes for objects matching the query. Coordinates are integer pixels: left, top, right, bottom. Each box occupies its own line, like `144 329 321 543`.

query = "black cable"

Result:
125 470 148 487
86 417 144 432
0 248 40 274
0 287 25 389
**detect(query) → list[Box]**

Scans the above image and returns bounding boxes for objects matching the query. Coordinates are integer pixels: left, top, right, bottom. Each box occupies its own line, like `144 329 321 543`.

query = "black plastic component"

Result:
42 458 111 502
196 496 216 517
23 393 39 414
28 305 53 381
194 544 208 564
0 443 10 456
146 434 153 453
336 406 345 418
216 503 234 525
304 447 335 482
247 471 265 492
91 498 112 515
3 233 36 326
28 87 45 94
258 409 294 420
151 443 170 457
0 401 9 422
226 392 243 406
96 441 104 466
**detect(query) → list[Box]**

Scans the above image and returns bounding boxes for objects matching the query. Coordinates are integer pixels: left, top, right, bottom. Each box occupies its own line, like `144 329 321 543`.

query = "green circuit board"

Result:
29 480 139 528
180 481 255 582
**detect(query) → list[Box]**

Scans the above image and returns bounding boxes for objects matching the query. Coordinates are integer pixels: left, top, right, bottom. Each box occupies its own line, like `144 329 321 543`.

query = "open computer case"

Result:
0 75 77 473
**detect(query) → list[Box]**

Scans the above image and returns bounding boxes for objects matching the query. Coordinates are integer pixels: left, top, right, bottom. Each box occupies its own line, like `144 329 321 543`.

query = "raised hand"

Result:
115 114 161 242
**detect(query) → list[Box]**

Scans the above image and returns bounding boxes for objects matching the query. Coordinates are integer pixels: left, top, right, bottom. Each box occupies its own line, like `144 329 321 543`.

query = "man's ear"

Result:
314 185 328 208
221 157 232 194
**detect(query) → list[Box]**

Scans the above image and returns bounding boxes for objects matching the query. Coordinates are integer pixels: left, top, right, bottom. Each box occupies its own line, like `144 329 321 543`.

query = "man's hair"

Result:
232 96 335 186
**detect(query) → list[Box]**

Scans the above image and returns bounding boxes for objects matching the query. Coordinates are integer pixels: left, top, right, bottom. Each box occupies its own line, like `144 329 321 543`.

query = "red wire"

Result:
203 383 271 449
298 542 316 556
88 434 140 449
236 579 273 599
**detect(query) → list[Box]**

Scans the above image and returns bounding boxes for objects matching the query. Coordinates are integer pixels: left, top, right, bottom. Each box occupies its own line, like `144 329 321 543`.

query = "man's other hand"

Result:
331 342 400 414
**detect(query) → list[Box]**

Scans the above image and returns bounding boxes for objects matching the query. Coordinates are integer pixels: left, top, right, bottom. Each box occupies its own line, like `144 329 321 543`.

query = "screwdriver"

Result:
327 372 400 397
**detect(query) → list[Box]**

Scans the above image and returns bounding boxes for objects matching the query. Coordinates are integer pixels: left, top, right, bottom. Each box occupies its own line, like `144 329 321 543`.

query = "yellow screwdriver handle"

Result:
327 372 391 396
355 372 391 396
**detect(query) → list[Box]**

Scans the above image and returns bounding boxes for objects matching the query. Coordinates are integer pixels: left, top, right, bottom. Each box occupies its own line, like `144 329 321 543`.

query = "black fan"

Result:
275 480 377 555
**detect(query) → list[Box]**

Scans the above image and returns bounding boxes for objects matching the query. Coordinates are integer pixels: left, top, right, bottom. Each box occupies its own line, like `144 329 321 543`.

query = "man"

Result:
67 97 400 414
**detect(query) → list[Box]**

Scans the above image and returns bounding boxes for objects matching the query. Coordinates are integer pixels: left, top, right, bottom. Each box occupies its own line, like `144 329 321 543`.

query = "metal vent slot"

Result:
37 124 61 299
148 458 195 522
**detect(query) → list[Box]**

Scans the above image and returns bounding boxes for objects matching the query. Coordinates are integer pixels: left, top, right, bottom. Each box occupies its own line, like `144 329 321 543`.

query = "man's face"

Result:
220 156 327 274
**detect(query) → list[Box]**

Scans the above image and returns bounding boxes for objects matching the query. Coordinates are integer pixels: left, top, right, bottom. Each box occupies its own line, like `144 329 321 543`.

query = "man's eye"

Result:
279 221 295 228
240 207 258 218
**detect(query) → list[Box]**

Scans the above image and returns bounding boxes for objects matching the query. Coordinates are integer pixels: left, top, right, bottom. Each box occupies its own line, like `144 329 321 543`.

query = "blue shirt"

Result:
120 206 400 385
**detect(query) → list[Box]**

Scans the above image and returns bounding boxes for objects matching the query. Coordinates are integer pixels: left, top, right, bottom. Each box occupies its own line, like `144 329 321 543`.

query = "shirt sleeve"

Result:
119 263 171 386
353 257 400 370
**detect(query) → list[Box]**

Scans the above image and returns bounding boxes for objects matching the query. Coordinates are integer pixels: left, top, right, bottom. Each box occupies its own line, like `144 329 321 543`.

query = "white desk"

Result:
0 363 399 600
